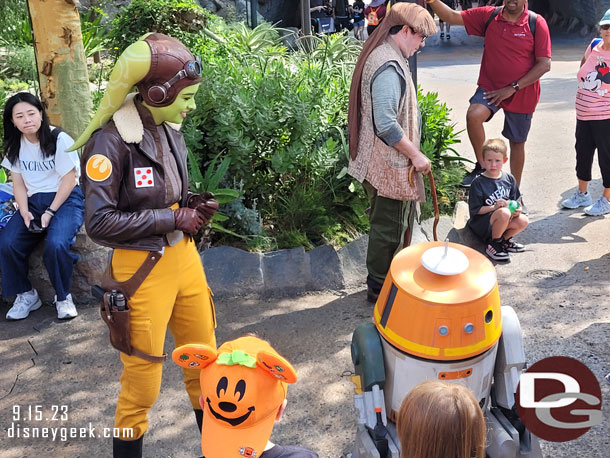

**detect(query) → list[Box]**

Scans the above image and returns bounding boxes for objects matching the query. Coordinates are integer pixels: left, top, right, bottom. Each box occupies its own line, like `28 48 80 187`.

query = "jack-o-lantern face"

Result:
206 376 255 426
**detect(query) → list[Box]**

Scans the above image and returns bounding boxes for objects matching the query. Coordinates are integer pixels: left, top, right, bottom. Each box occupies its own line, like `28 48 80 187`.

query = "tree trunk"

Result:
27 0 92 140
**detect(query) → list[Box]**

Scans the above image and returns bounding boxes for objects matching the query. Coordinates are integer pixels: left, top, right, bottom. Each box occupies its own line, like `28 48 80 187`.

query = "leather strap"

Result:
101 250 167 362
131 348 167 363
102 251 163 299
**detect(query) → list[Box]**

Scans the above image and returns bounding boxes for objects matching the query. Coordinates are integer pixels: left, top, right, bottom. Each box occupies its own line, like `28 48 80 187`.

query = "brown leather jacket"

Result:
81 95 190 251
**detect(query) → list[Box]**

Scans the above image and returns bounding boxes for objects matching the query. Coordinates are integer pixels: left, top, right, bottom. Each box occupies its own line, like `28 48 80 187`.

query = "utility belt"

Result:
92 250 167 363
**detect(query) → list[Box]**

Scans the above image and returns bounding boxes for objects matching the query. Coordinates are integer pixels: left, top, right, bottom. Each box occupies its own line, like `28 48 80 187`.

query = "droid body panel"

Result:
347 242 542 458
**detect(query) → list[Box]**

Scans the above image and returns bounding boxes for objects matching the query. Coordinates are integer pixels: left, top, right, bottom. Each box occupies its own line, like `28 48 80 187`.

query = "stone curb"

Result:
201 205 481 298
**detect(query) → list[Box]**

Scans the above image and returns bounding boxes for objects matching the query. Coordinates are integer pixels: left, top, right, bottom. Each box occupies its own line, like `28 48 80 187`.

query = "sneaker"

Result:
503 238 525 253
440 32 445 39
6 289 42 320
461 163 485 188
584 196 610 216
486 239 510 262
562 190 592 209
447 34 451 40
55 293 77 320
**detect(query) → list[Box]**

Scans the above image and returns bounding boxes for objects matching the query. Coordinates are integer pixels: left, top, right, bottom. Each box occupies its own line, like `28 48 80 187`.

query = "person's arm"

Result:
370 65 431 173
40 169 76 228
11 172 34 228
477 199 506 215
484 56 551 105
426 0 464 26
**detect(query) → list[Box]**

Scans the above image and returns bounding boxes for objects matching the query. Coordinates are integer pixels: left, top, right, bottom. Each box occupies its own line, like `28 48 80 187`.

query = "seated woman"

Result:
397 380 486 458
1 92 84 320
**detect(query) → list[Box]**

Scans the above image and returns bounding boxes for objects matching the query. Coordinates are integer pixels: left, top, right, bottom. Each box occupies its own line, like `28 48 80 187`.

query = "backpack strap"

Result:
484 7 537 39
591 38 602 51
483 6 502 35
528 10 537 38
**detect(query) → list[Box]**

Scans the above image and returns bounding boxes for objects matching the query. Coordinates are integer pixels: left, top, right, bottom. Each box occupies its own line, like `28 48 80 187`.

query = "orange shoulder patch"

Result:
86 154 113 182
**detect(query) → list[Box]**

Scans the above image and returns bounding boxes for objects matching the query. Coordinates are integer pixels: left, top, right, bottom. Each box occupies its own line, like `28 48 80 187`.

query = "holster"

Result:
100 251 167 363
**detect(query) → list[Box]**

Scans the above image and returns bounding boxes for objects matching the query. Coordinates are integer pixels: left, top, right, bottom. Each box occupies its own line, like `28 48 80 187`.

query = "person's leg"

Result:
584 118 610 214
503 214 529 239
440 20 445 38
112 246 180 445
466 91 497 167
485 208 511 261
446 23 451 39
503 111 533 187
168 237 216 412
363 181 406 294
562 119 594 208
508 141 525 187
0 208 42 297
489 208 511 239
42 187 84 301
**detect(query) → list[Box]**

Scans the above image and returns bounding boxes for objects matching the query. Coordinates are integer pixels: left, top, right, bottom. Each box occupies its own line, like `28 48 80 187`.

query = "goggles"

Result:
147 56 202 105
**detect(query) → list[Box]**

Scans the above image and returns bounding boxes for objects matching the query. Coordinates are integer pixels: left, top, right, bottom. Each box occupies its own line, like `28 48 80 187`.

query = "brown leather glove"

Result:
187 192 219 222
173 208 204 235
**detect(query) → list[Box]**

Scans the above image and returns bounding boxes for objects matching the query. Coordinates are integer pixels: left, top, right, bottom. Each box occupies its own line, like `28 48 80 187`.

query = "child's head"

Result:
396 381 486 458
481 138 508 175
172 336 297 458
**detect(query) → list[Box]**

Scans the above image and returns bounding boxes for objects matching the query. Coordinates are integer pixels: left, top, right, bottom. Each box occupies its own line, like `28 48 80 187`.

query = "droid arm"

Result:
492 306 526 410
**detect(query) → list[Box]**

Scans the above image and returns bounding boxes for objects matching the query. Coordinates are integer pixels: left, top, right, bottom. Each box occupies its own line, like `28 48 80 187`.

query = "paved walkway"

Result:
1 28 609 458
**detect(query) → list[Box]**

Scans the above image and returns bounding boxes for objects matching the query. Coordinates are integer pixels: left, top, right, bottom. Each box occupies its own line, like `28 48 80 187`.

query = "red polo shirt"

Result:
462 6 552 114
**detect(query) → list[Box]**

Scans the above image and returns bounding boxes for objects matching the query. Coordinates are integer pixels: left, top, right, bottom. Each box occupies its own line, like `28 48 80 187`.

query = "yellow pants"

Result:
112 236 216 439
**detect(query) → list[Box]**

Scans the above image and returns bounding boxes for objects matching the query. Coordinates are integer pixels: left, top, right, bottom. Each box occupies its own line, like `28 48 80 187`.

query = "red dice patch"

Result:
134 167 154 188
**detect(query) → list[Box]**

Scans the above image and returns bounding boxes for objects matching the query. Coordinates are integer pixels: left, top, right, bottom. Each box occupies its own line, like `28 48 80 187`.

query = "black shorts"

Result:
468 214 492 242
469 87 533 143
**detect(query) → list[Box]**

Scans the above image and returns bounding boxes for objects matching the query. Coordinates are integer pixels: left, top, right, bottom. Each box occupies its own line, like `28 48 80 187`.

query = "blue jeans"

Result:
0 186 84 301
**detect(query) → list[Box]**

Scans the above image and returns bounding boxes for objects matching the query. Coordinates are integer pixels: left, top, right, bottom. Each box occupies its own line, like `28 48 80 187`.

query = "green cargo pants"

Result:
363 180 416 290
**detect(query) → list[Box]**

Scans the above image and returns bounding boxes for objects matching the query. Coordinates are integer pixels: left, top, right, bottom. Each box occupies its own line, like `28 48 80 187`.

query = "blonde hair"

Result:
482 138 508 159
396 381 486 458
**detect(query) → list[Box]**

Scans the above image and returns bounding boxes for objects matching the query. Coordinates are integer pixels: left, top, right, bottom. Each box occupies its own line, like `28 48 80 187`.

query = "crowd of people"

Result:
1 0 608 456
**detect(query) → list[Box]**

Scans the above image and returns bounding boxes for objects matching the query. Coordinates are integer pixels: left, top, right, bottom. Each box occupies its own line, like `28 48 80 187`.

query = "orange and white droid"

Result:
348 241 542 458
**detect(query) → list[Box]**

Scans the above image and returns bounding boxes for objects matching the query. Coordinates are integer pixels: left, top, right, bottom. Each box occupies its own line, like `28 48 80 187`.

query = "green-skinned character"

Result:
77 33 219 458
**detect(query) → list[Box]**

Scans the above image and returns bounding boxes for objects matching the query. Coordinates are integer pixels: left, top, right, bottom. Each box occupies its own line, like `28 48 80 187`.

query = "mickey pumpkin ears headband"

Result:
172 342 298 384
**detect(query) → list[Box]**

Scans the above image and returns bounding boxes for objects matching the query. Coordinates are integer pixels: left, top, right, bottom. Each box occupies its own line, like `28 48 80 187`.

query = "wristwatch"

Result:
510 81 520 92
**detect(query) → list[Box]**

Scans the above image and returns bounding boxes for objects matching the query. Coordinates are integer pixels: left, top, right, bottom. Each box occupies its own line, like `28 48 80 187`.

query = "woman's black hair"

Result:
2 92 58 165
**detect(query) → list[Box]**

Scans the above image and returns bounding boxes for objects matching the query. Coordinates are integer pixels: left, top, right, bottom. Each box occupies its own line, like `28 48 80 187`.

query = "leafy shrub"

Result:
0 46 37 82
0 0 32 46
105 0 211 59
185 26 369 249
418 90 469 219
80 8 109 58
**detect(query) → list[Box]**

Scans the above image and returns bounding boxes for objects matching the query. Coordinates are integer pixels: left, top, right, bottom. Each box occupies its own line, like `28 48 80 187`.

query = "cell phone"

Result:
28 219 45 233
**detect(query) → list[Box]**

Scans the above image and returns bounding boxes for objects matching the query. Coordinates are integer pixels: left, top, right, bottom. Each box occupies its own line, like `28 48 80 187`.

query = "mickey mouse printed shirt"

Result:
576 40 610 121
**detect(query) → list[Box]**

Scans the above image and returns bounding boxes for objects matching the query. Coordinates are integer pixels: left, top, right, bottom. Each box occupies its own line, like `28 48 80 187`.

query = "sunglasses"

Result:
601 24 610 30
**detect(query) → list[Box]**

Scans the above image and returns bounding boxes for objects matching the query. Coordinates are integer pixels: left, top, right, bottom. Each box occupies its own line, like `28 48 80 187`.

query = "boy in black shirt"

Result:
468 139 529 261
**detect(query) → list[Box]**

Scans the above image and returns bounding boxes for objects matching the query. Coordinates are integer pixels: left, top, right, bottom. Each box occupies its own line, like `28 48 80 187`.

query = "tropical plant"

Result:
0 0 32 46
418 89 469 218
105 0 211 59
80 8 109 58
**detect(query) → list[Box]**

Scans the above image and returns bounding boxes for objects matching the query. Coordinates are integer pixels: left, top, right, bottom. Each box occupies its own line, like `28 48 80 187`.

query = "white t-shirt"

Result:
1 127 80 197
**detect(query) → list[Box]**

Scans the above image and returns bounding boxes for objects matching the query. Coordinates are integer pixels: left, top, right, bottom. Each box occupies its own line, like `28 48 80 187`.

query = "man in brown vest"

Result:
347 2 436 303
